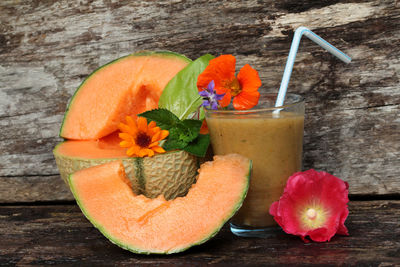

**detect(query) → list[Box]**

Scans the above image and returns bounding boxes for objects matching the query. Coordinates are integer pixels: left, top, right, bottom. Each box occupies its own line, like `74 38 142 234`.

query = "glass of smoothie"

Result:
205 93 304 237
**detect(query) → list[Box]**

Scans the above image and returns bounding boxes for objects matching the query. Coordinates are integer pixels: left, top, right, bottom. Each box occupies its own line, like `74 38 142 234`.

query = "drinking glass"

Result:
205 93 305 237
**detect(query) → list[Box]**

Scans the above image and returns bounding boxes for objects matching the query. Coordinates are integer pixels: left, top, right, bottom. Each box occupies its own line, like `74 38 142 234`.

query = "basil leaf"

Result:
184 134 210 157
159 54 215 120
138 108 179 130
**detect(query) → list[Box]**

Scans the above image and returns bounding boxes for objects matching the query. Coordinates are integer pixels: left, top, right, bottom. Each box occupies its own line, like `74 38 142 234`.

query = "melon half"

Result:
69 154 251 254
60 51 190 140
53 134 198 200
54 51 196 199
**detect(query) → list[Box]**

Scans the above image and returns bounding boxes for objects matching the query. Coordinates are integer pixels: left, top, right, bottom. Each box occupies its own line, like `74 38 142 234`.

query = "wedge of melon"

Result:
69 154 251 254
60 51 190 140
54 134 198 200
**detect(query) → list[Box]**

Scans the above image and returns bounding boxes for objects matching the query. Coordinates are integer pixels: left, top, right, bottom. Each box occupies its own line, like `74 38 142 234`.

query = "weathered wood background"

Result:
1 201 399 265
0 0 399 202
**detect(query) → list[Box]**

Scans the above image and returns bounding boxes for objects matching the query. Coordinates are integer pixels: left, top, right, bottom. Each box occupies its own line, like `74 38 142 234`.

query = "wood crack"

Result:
0 174 59 178
342 103 399 111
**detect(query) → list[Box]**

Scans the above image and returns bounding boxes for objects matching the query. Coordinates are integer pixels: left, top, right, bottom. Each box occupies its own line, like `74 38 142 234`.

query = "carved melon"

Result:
69 154 251 254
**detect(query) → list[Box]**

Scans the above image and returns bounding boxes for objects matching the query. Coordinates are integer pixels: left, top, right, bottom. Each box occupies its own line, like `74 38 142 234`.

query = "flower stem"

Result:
179 95 202 120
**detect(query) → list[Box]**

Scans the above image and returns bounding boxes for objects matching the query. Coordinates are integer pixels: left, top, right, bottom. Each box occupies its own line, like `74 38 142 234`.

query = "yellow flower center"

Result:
135 132 151 148
224 77 241 97
306 208 317 220
300 201 329 230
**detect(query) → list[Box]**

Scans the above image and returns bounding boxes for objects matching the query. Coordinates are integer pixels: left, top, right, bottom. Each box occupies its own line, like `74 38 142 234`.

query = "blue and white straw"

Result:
275 26 352 108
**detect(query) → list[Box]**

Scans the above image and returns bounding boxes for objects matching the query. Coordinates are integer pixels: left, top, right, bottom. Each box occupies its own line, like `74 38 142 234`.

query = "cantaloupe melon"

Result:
60 51 190 140
55 51 197 199
69 154 251 254
53 133 198 200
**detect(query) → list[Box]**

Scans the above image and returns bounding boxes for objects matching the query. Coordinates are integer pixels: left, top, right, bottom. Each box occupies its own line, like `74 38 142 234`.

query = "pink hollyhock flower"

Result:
269 169 349 242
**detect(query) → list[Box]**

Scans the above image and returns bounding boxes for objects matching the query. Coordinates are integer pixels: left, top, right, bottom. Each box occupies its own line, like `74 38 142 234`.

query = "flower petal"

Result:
201 100 211 107
207 80 215 92
232 91 260 110
146 149 155 157
138 148 154 157
237 64 262 92
151 131 161 143
148 126 161 136
199 90 210 97
148 121 156 129
126 116 138 131
118 123 136 135
127 146 137 156
151 146 166 153
119 132 133 141
217 88 231 107
119 140 132 148
337 208 349 236
199 120 209 134
159 130 169 140
308 227 332 242
137 117 148 132
269 169 349 243
197 55 236 92
148 141 159 148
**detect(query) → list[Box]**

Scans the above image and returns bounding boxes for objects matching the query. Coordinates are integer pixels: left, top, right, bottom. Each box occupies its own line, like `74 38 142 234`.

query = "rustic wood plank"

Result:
0 0 399 201
0 175 72 203
0 201 399 265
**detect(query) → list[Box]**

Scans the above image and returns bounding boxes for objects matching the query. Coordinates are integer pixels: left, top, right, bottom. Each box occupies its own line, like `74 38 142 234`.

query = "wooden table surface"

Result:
1 201 399 266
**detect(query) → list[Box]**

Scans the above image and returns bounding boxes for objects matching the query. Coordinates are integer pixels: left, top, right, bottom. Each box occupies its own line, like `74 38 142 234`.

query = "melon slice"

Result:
69 154 251 254
60 51 190 140
53 135 198 200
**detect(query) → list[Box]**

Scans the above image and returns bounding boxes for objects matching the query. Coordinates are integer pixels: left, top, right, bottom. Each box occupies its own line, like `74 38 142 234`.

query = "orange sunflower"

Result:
118 116 169 157
197 54 262 110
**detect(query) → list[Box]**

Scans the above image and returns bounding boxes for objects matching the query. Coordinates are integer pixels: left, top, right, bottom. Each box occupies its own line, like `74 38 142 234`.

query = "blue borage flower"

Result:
198 80 225 110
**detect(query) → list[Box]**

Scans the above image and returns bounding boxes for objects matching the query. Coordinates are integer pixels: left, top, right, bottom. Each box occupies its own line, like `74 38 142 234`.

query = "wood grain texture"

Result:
0 0 399 201
0 201 399 265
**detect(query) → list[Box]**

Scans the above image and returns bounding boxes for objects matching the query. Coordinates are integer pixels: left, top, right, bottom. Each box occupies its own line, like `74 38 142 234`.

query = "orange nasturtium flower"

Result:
197 54 262 110
118 116 169 157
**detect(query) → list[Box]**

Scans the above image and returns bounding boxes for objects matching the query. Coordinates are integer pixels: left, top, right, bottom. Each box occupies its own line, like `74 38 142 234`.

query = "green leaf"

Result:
162 119 201 150
184 134 210 157
159 54 215 120
163 136 188 151
180 119 202 141
138 108 179 130
181 119 202 129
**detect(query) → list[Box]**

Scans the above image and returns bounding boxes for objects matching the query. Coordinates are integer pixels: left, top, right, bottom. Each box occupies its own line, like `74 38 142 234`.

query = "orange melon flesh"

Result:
56 133 126 159
69 154 251 254
61 52 190 140
53 133 199 199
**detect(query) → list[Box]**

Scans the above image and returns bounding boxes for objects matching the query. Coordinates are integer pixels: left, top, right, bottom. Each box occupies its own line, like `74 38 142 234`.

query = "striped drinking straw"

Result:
275 26 352 108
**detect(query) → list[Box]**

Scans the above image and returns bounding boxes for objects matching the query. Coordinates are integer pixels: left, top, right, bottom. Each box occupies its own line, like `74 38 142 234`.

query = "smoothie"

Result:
206 111 304 228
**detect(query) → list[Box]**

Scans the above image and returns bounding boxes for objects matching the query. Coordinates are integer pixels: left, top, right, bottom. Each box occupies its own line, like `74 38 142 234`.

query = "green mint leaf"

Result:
181 119 202 130
183 134 210 157
159 54 215 120
179 119 202 142
163 127 188 150
138 108 179 130
161 119 202 151
163 138 188 151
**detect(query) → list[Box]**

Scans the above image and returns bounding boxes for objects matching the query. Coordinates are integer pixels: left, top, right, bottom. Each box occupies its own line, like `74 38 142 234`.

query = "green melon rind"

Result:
68 159 252 254
68 173 155 254
53 142 198 199
171 159 252 254
59 50 191 138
